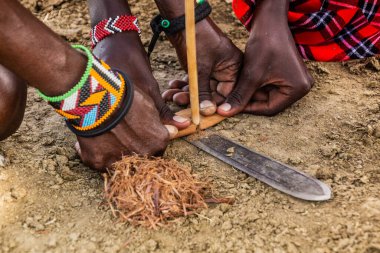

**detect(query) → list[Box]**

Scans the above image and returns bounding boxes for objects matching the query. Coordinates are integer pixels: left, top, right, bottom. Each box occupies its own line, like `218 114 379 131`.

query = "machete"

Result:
185 134 332 201
179 0 331 202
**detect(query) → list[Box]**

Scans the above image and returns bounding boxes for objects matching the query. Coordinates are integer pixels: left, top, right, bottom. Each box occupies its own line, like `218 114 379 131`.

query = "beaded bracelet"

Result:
37 45 134 137
148 0 212 58
90 15 141 49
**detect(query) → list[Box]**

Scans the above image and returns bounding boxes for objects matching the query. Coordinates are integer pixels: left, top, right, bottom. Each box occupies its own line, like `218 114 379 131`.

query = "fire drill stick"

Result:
185 0 200 126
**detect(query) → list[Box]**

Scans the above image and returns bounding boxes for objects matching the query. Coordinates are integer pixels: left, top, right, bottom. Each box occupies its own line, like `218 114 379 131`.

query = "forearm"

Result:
155 0 199 18
253 0 289 22
0 0 86 97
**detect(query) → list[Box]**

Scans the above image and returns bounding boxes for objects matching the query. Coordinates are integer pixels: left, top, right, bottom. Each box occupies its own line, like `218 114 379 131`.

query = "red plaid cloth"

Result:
232 0 380 61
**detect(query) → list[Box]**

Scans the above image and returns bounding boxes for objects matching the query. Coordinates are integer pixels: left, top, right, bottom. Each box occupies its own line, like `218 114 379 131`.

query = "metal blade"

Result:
187 134 332 201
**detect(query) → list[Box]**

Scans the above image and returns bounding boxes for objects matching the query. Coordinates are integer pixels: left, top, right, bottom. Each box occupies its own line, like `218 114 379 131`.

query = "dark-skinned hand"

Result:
75 33 176 171
217 0 314 117
162 17 243 116
76 86 171 171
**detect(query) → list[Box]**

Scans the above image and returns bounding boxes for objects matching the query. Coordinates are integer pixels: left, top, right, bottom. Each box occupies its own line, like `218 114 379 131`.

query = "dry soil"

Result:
1 0 380 252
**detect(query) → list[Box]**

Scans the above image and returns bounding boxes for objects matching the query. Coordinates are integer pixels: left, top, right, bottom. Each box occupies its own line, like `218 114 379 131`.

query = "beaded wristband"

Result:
37 45 134 137
148 0 212 58
91 15 141 49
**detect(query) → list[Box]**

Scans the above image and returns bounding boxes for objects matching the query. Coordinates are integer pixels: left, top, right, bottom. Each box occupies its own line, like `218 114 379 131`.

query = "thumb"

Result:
217 76 257 117
156 98 191 130
75 142 82 159
198 70 216 116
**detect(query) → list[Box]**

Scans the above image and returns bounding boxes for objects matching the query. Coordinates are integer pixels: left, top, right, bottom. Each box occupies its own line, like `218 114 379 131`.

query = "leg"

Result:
0 65 27 140
87 0 190 130
0 0 170 170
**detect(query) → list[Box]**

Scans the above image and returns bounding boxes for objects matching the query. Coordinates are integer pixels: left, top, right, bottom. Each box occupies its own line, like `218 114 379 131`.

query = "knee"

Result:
0 68 27 140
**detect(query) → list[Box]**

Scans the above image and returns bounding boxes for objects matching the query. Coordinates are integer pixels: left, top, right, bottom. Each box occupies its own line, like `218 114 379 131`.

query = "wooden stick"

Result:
185 0 200 126
174 109 226 139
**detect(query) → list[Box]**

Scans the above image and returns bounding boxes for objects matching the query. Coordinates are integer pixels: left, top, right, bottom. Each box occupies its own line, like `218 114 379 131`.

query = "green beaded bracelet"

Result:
37 45 93 103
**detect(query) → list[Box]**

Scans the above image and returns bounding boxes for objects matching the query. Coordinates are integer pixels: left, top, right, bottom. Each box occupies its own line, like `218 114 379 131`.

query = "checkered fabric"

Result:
232 0 380 61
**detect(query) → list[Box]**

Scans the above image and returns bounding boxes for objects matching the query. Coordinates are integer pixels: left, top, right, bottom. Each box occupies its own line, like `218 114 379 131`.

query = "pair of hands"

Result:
76 3 315 170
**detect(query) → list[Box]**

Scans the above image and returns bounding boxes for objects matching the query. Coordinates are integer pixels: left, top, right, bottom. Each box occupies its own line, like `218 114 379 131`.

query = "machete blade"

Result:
187 134 332 201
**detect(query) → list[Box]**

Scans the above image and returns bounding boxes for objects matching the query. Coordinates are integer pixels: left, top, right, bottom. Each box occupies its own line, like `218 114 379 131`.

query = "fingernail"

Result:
200 100 214 110
200 100 217 115
219 103 232 112
173 115 190 123
74 142 82 156
165 125 179 139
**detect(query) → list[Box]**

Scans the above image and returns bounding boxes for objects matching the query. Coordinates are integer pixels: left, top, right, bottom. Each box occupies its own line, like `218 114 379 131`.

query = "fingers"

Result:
162 89 182 102
217 72 257 117
164 125 179 140
156 98 191 129
243 85 310 116
212 92 226 105
163 79 189 105
143 78 190 130
173 92 190 105
169 79 188 89
75 142 82 159
198 71 216 116
216 81 234 98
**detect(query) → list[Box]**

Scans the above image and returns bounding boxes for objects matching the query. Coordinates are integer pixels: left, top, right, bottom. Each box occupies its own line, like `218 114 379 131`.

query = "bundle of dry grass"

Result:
104 155 233 228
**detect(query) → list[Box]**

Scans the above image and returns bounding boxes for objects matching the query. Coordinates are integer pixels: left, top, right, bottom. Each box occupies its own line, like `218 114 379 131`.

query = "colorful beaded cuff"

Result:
37 45 133 137
90 15 141 49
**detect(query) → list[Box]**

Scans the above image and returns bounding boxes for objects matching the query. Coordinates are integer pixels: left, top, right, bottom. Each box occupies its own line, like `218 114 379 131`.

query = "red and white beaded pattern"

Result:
91 15 141 48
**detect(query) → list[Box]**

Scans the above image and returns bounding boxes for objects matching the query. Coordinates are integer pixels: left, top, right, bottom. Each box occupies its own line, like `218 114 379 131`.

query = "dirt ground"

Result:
1 0 380 252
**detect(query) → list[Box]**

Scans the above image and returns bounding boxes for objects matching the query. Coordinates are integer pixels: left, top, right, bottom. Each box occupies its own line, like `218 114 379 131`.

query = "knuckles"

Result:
294 77 314 96
226 90 245 107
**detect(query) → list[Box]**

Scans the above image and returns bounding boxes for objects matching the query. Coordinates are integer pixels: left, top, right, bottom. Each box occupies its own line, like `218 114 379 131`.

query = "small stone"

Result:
315 167 335 180
219 203 232 213
361 197 380 217
10 188 27 200
319 144 340 158
316 65 330 74
46 236 58 247
145 239 158 251
366 81 379 89
372 123 380 138
25 216 45 231
287 157 303 166
69 232 81 242
55 155 69 167
221 220 232 230
366 58 380 71
0 192 13 203
0 155 5 167
42 159 57 173
360 176 369 184
60 166 76 181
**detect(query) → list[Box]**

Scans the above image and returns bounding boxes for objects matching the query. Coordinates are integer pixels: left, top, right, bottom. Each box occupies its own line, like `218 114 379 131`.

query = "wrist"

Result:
88 0 132 27
254 0 289 18
36 46 87 97
38 45 134 137
155 0 185 19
